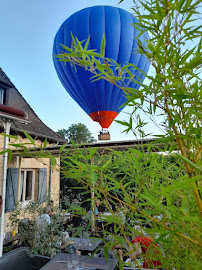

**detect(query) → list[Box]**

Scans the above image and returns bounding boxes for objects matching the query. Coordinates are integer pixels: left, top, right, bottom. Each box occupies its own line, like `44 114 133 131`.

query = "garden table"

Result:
39 253 118 270
72 237 102 254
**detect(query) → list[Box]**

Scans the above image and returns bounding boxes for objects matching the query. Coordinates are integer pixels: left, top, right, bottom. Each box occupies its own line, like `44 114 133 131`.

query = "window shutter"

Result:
38 168 47 203
5 168 19 212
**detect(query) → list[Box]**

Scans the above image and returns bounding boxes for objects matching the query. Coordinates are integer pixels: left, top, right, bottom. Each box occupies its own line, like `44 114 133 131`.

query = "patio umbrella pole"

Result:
0 119 11 257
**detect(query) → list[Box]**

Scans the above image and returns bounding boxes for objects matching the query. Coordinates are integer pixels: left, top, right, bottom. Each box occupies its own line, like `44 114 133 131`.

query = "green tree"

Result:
57 123 96 144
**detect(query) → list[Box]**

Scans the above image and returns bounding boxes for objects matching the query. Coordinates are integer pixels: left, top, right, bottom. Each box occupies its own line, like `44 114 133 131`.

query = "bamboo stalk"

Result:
168 113 202 217
91 157 95 234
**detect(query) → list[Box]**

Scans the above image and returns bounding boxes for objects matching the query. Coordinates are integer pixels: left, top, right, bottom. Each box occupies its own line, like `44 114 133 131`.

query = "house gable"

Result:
0 68 65 144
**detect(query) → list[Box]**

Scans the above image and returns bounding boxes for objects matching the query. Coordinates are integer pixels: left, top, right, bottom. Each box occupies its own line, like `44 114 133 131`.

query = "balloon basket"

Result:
98 130 110 140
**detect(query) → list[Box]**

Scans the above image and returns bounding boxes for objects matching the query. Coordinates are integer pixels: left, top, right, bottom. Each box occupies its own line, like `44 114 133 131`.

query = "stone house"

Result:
0 67 65 234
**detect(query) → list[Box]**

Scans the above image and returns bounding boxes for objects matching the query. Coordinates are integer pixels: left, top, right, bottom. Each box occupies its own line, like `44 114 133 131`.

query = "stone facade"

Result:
0 67 65 240
0 134 60 234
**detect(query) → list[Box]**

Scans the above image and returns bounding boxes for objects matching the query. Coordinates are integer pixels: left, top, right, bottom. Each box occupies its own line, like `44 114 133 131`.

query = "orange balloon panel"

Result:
89 111 118 128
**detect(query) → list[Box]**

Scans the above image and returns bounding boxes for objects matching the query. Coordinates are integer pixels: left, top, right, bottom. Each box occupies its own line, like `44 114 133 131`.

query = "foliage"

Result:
5 130 202 269
61 191 91 238
57 123 96 144
8 200 65 257
8 193 92 256
60 179 90 211
59 146 202 269
55 1 202 268
55 0 202 203
3 0 202 268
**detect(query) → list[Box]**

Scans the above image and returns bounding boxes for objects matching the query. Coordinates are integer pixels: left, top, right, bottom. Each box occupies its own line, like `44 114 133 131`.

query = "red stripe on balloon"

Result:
89 111 118 128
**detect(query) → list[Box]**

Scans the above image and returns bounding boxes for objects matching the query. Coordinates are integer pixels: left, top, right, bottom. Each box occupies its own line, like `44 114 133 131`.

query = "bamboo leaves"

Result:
52 1 202 268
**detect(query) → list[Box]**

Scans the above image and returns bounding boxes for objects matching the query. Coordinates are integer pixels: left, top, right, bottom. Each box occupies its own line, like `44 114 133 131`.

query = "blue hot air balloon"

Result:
53 5 150 129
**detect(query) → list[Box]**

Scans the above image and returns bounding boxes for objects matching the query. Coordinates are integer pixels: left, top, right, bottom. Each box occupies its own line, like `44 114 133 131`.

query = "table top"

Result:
96 212 113 223
72 237 102 252
40 253 118 270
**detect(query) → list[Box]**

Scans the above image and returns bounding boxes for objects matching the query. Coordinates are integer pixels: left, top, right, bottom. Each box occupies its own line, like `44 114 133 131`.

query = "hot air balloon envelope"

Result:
53 6 150 129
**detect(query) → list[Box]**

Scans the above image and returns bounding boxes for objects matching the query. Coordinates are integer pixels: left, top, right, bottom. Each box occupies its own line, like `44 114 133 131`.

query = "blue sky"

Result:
0 0 157 142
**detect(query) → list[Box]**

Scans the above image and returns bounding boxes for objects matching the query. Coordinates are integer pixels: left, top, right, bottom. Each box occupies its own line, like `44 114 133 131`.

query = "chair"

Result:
99 249 116 259
71 215 83 227
0 247 51 270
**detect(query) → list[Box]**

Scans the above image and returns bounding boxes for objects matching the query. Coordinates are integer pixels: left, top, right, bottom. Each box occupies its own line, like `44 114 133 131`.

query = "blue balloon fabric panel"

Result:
53 5 150 127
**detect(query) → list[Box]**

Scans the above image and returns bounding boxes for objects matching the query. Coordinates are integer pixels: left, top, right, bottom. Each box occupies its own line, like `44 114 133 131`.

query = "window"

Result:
0 87 5 104
5 168 47 212
20 170 35 202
